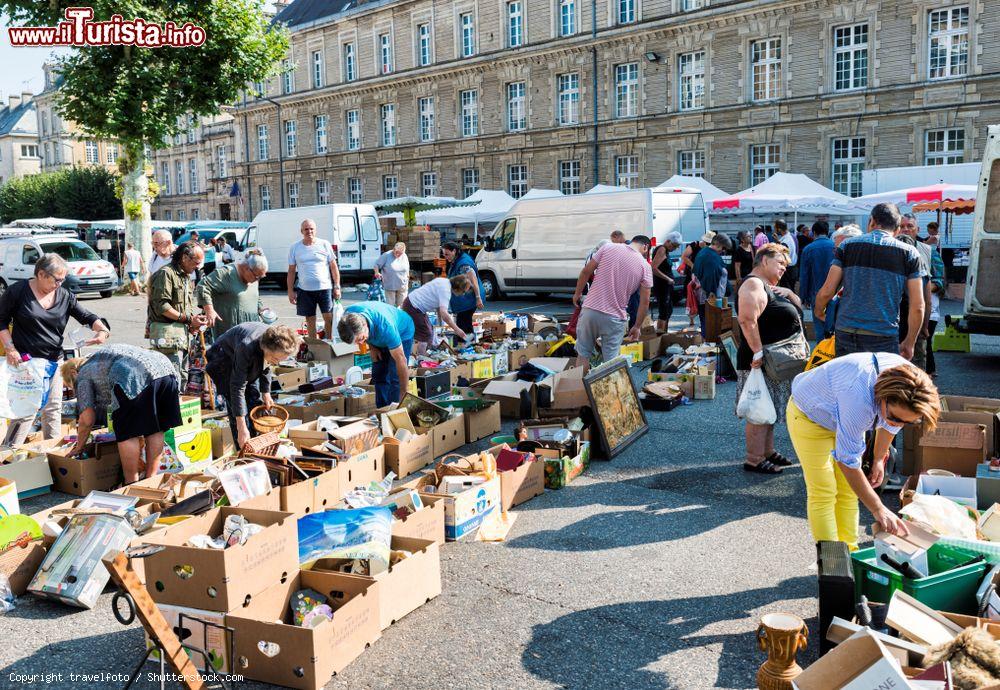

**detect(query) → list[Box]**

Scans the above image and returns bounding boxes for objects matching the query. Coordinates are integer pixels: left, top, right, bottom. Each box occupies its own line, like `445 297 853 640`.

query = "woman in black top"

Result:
733 231 755 283
735 243 803 474
0 253 109 444
650 232 681 332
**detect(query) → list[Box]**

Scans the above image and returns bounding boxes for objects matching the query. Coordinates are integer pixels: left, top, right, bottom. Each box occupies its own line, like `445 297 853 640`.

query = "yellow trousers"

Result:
786 399 860 550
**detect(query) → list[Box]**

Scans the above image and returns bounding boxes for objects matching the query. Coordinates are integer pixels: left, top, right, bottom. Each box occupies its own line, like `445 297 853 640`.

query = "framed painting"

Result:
583 358 648 458
720 331 739 372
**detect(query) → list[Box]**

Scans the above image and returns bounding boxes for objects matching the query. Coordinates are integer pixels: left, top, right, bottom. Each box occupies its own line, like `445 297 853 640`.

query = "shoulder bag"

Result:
756 279 810 381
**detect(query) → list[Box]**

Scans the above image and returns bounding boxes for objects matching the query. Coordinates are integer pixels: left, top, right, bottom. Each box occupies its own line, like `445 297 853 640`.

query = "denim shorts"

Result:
127 272 139 280
296 288 334 317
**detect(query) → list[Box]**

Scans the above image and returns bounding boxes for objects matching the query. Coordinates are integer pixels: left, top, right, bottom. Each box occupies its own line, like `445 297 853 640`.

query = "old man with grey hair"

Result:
196 251 269 338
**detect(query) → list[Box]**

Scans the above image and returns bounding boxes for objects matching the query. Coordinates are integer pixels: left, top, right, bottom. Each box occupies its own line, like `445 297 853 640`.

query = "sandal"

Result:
744 460 783 474
766 452 794 467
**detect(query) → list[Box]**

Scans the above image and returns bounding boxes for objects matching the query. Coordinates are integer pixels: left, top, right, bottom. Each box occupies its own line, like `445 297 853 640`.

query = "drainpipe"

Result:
591 0 599 184
242 93 253 220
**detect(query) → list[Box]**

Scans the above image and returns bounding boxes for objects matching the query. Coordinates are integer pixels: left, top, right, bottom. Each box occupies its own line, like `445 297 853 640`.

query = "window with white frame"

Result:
41 112 49 135
381 104 396 146
834 24 868 91
175 160 184 194
45 143 52 165
508 1 523 47
461 90 479 137
317 179 330 204
615 155 639 188
189 158 198 193
750 144 781 185
380 33 393 74
419 97 435 142
177 210 186 220
85 140 99 164
217 145 227 178
559 0 575 36
559 160 581 194
557 73 579 126
617 0 635 25
288 182 299 208
461 13 476 57
282 58 293 94
191 208 200 220
928 7 969 80
160 162 170 194
925 128 965 165
260 184 271 211
678 51 705 110
678 149 705 177
421 171 438 197
257 124 269 160
312 50 324 88
343 42 357 82
20 144 38 158
252 81 264 98
187 116 196 143
681 0 705 9
507 82 526 131
284 119 297 157
163 210 172 220
349 177 363 203
315 114 328 154
508 164 528 198
750 38 782 101
383 175 399 199
106 143 118 164
462 168 480 197
417 23 431 66
615 63 638 118
831 137 866 197
346 109 361 151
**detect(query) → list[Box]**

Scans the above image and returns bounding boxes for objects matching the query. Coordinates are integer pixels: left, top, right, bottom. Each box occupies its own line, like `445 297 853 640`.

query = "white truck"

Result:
475 188 706 299
963 125 1000 335
0 231 118 298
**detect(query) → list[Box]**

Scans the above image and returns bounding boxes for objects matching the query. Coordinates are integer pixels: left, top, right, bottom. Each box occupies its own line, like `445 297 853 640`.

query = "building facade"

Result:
0 92 40 186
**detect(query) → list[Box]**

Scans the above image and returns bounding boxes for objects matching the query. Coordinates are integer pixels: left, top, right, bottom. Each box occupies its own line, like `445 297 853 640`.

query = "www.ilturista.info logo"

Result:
8 7 206 48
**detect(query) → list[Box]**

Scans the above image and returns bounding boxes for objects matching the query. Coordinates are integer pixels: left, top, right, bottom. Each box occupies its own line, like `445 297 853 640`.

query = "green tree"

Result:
0 167 121 223
2 1 288 259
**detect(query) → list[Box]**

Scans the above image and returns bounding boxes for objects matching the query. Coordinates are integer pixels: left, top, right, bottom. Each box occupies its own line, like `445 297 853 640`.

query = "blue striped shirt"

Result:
790 352 910 469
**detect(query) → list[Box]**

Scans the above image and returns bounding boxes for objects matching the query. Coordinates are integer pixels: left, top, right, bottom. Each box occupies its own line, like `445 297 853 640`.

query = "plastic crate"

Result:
852 543 987 614
933 325 971 353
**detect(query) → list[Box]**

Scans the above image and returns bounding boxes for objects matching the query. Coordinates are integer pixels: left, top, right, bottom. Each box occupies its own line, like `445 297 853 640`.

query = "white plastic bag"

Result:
0 359 57 420
736 368 777 425
330 299 345 342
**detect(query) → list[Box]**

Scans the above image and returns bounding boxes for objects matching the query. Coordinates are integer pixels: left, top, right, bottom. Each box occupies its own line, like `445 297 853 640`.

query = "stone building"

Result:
0 92 40 186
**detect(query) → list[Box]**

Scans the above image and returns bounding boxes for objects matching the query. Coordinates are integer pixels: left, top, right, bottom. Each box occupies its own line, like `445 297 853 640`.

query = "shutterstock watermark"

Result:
7 7 206 48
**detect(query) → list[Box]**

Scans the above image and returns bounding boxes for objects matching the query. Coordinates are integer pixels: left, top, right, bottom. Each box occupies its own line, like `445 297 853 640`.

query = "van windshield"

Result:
42 241 99 262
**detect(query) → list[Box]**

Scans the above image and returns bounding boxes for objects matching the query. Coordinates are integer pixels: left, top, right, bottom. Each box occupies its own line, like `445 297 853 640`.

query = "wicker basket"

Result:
250 405 289 435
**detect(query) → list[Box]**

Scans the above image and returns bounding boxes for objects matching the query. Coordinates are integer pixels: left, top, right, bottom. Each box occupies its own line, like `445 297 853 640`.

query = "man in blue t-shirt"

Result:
338 301 415 406
798 220 836 342
814 203 923 360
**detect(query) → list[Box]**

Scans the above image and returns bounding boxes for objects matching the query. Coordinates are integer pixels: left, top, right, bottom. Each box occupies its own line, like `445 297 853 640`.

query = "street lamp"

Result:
257 93 286 208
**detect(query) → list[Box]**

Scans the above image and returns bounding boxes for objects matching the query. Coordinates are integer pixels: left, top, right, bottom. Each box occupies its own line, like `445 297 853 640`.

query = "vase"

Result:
756 612 808 690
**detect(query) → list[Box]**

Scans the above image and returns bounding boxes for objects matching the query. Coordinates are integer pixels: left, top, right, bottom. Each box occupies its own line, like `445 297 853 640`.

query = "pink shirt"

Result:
753 232 768 249
584 243 653 320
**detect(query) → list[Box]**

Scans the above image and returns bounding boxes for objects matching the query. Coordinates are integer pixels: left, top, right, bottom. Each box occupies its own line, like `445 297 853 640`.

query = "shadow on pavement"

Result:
0 628 143 689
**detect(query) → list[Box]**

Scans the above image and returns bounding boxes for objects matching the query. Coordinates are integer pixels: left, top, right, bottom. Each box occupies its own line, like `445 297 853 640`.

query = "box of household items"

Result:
407 456 501 541
0 446 52 499
480 374 537 418
275 391 347 423
303 337 361 379
412 369 451 400
299 438 385 501
508 340 550 370
793 628 911 690
542 441 591 490
37 434 123 496
145 604 231 674
439 389 502 444
918 421 987 477
389 492 446 545
489 444 545 510
273 364 308 391
142 506 298 611
226 570 380 690
164 426 214 473
873 522 939 578
941 394 1000 454
397 393 465 461
380 408 434 478
233 435 342 515
915 473 977 508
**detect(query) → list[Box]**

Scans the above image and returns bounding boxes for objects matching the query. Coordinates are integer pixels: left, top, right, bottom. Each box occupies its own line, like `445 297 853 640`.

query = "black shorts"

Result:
402 298 434 342
295 288 334 317
111 376 183 441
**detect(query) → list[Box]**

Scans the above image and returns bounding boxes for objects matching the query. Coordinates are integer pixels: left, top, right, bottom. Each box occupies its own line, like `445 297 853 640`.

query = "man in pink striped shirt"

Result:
572 235 653 370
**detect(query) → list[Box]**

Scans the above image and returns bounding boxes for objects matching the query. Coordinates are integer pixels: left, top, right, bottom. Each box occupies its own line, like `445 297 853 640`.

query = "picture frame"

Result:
583 358 648 458
720 331 739 372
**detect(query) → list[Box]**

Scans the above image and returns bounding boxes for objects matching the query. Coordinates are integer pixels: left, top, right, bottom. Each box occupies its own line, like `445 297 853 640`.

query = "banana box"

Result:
164 428 213 473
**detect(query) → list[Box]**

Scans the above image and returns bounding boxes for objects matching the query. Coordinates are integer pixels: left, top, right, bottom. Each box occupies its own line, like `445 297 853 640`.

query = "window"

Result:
681 0 705 9
559 0 575 36
461 90 479 137
252 80 264 98
349 178 363 204
312 50 324 88
343 42 356 82
678 149 705 177
177 210 187 221
557 74 579 126
751 38 782 101
419 97 435 142
175 160 184 194
189 158 198 194
257 124 269 160
460 13 476 57
834 24 869 91
106 143 118 164
417 23 431 66
508 2 523 47
507 82 526 131
678 51 705 110
164 210 172 220
288 182 299 208
615 63 638 118
317 179 330 204
85 140 99 164
41 112 49 135
160 162 170 194
284 119 297 157
281 58 293 94
381 104 396 146
315 114 328 154
421 171 438 197
925 128 965 165
186 115 196 143
618 0 635 25
20 144 38 158
929 7 969 79
383 175 399 199
260 185 271 211
508 164 528 198
615 156 639 188
191 208 201 220
346 109 361 151
380 33 393 74
559 160 581 194
462 168 480 197
493 218 517 250
22 245 40 265
217 145 227 178
750 144 780 185
831 137 866 197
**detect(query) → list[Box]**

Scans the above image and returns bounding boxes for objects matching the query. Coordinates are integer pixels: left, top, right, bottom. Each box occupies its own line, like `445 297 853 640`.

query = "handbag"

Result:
148 320 189 352
861 354 882 477
760 284 810 380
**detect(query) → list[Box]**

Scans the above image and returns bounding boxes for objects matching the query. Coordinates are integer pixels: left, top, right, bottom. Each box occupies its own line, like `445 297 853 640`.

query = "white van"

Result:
475 188 706 299
0 232 118 298
963 123 1000 335
244 204 382 283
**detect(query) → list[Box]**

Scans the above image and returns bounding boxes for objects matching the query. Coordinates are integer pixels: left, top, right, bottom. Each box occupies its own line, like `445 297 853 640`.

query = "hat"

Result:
700 231 716 244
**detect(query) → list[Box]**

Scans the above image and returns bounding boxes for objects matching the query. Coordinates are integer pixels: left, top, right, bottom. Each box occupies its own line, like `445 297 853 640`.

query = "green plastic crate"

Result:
852 543 987 614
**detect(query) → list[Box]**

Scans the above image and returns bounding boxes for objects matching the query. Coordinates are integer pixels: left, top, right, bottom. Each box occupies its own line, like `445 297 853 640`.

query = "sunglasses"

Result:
882 402 921 427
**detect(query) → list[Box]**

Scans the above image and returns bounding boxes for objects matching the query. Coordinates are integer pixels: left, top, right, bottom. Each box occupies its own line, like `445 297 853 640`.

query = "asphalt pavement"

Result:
2 289 998 689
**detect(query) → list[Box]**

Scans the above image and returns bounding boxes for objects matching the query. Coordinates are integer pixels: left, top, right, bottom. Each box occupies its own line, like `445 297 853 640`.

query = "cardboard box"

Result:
659 328 703 352
337 445 386 497
977 464 1000 511
544 365 589 410
390 494 445 545
176 396 202 434
342 387 376 416
481 375 537 418
620 341 643 363
793 629 910 690
940 394 1000 456
431 413 465 459
647 371 694 399
384 432 434 479
143 507 298 612
287 419 331 450
470 357 494 380
47 445 123 497
280 392 347 423
482 317 515 339
304 337 360 379
0 539 47 597
508 341 550 371
414 370 451 399
918 421 987 477
203 421 235 460
146 604 231 673
165 427 214 473
464 399 502 443
541 442 590 489
225 570 380 690
0 448 52 499
499 457 545 510
330 419 380 457
640 334 662 361
915 473 977 509
980 504 1000 542
273 365 307 391
421 475 501 541
874 522 939 577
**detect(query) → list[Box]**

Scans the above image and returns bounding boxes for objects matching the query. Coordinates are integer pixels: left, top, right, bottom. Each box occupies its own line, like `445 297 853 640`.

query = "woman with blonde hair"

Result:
787 353 940 549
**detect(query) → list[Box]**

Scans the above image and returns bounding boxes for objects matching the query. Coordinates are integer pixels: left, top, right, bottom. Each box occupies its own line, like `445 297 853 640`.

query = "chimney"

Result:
8 94 22 110
43 62 56 90
20 91 32 105
272 1 290 12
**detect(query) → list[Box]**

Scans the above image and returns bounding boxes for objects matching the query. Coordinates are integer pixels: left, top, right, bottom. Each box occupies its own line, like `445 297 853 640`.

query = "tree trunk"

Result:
121 143 152 266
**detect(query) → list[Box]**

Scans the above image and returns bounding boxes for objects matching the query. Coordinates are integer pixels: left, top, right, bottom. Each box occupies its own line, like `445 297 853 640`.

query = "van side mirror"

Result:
484 237 494 252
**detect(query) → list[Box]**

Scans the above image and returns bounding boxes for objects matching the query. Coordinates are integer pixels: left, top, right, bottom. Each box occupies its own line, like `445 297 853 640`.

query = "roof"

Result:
0 100 37 138
273 0 363 28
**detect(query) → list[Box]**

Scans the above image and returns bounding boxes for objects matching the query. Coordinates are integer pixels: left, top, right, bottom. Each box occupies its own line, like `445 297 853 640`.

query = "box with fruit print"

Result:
161 427 214 473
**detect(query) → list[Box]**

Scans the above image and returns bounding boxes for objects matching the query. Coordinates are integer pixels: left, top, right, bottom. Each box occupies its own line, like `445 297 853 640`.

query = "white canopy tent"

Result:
520 188 564 200
585 184 628 194
709 172 860 216
853 182 978 209
385 189 517 227
656 175 729 205
7 217 82 229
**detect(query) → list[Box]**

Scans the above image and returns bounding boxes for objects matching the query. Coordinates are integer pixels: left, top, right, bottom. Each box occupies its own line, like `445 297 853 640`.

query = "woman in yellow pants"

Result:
786 352 940 549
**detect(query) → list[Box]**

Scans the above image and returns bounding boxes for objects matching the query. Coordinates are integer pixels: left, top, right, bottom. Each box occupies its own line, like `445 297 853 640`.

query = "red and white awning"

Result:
854 182 977 209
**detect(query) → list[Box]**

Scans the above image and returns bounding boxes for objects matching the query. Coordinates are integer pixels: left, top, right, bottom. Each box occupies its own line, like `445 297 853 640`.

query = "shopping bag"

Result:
366 278 386 302
330 299 345 342
805 336 836 371
0 358 58 420
736 368 777 425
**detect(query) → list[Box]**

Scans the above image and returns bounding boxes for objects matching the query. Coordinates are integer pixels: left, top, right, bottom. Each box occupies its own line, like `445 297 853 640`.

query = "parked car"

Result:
0 232 118 298
173 222 249 271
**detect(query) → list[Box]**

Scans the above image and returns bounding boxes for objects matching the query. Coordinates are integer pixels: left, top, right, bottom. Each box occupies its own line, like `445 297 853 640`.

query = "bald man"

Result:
287 218 341 339
149 229 175 274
